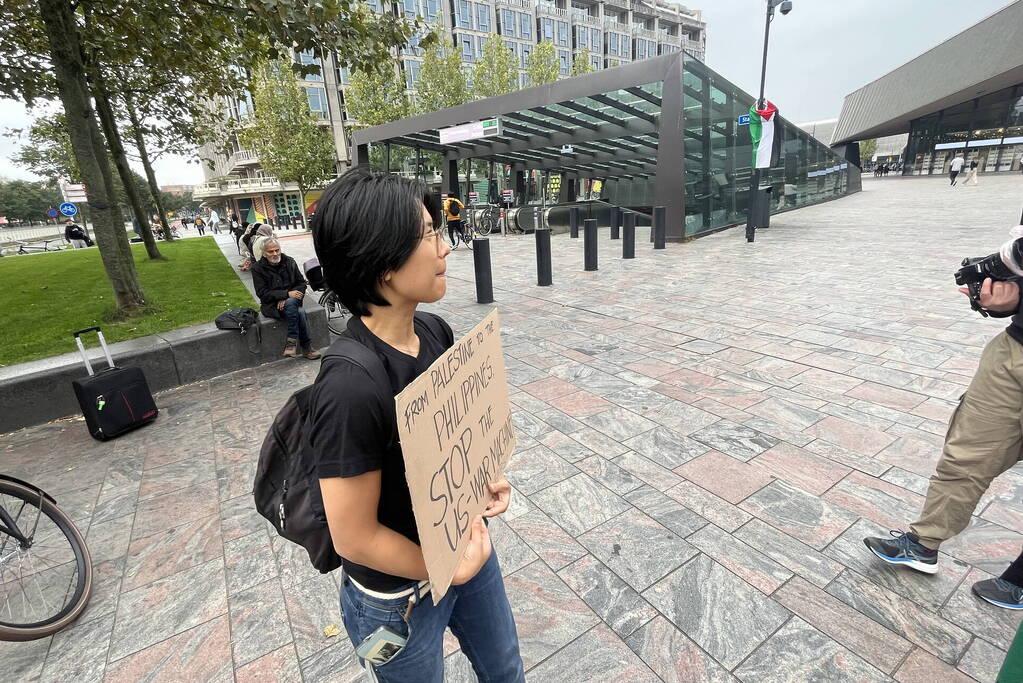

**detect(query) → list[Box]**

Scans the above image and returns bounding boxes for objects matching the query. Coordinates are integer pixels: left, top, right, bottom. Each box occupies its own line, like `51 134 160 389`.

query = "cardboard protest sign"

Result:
395 310 516 600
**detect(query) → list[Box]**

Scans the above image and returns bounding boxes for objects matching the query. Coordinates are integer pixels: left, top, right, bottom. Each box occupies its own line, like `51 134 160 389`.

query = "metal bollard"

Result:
472 238 494 303
569 207 580 239
535 229 552 286
583 218 598 271
653 206 666 250
623 212 635 259
610 206 620 240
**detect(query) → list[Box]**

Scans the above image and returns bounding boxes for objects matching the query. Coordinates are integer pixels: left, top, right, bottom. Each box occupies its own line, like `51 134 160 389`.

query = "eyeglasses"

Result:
422 229 444 252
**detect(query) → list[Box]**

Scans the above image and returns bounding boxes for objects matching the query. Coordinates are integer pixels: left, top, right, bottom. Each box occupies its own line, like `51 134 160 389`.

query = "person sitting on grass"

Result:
250 238 321 359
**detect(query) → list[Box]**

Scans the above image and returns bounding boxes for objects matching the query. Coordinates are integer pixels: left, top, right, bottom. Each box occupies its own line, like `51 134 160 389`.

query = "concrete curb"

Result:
0 309 329 434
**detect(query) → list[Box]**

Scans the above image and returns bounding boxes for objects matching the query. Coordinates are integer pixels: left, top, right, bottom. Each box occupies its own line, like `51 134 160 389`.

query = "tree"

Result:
346 60 413 170
9 114 80 182
240 58 337 230
572 49 594 76
0 179 62 222
859 138 878 163
416 29 470 114
526 40 559 86
472 34 517 100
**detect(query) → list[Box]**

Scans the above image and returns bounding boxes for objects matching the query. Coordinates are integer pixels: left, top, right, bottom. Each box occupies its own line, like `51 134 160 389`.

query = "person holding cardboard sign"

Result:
309 169 524 682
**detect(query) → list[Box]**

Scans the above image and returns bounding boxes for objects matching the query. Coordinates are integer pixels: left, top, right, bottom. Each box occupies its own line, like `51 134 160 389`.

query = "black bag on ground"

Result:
253 333 391 573
215 307 261 353
71 327 158 441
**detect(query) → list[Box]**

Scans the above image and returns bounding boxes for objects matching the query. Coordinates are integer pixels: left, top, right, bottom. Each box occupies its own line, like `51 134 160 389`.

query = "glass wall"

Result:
904 83 1023 175
681 58 849 237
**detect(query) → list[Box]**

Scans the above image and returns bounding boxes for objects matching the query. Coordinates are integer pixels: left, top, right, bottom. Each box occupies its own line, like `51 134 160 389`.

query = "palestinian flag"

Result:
750 100 782 169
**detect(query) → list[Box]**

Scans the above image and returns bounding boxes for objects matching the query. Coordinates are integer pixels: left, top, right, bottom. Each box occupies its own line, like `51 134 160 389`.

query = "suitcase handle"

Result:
73 327 115 376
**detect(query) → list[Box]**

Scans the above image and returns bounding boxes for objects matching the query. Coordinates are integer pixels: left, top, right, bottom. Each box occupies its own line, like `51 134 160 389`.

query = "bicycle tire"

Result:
476 213 494 237
0 479 92 641
320 291 350 336
464 229 475 251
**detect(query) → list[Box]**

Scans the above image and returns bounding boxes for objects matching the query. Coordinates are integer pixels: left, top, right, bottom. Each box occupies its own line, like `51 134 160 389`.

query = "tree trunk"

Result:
37 0 146 312
92 82 163 260
298 185 308 231
124 95 172 241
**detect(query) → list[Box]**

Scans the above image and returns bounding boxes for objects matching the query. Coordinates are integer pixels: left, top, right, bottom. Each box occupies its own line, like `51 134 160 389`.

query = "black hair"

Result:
311 168 441 317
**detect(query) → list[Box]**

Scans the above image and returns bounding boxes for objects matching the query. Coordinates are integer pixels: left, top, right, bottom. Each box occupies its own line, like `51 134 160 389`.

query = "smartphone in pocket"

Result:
356 625 408 666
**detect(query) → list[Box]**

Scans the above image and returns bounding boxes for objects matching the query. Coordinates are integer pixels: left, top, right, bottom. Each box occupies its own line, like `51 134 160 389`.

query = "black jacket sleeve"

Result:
287 258 308 296
251 262 285 305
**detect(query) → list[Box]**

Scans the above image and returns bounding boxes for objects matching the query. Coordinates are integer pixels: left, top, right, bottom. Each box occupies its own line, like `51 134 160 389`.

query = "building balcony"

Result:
537 4 568 18
495 0 531 8
571 10 600 26
632 26 659 40
603 18 629 30
602 0 631 11
193 175 300 199
228 149 260 172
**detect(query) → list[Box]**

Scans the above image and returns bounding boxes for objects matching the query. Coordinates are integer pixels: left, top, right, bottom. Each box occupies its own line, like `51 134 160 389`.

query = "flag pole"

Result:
746 1 775 243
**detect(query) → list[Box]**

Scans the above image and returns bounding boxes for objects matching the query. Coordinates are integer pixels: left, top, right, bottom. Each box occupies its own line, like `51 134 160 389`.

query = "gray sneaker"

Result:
972 577 1023 610
863 530 938 574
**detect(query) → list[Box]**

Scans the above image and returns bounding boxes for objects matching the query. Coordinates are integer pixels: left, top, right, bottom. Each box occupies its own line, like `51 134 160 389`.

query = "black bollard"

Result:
472 238 494 303
623 212 635 259
610 206 620 240
569 207 580 239
584 218 598 271
653 206 666 250
535 229 552 286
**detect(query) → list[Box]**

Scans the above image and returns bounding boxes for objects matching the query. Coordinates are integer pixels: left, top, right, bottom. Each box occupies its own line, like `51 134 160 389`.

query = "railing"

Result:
571 10 600 26
229 149 259 168
632 26 658 40
495 0 531 8
603 19 628 30
536 4 567 18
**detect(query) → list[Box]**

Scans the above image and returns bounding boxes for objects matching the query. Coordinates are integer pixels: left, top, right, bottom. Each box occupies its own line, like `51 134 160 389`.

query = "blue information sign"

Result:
737 114 751 126
59 202 78 217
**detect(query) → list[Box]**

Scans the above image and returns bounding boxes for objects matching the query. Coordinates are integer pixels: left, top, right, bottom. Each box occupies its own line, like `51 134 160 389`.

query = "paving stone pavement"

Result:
4 173 1023 682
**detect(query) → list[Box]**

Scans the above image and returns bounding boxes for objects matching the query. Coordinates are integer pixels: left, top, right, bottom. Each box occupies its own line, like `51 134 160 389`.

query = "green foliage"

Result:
239 57 337 201
526 41 560 86
417 27 471 113
9 113 80 182
572 49 594 76
859 138 878 162
0 179 62 221
160 192 200 215
0 238 254 367
472 34 518 100
346 61 412 128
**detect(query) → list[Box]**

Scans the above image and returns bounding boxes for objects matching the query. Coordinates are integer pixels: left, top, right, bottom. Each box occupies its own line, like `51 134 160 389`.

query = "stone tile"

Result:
224 528 278 596
282 574 340 660
489 516 539 576
745 396 825 430
611 450 684 491
131 480 220 540
604 386 676 414
957 637 1005 683
642 554 790 670
137 454 217 501
939 517 1023 575
804 439 892 477
625 616 734 683
507 508 588 571
676 450 775 504
773 576 914 675
76 557 127 626
558 555 658 638
520 376 580 401
733 519 844 588
881 466 930 497
104 614 233 682
826 570 971 664
822 471 926 530
665 480 752 532
538 430 593 462
740 480 858 550
940 567 1023 652
220 493 269 543
505 444 579 495
3 635 52 682
804 415 896 457
108 557 228 661
573 454 644 495
530 473 631 536
622 426 710 469
123 513 224 592
581 407 657 442
824 518 970 611
297 640 364 683
91 486 139 526
749 442 851 495
734 617 888 683
527 623 659 682
217 460 257 502
643 400 720 436
39 612 115 683
502 559 600 669
894 648 976 683
578 508 698 592
688 524 792 595
229 578 294 666
687 420 777 463
85 512 134 563
793 367 864 392
622 485 709 538
568 427 631 458
875 436 940 477
235 644 304 683
271 533 325 589
548 389 614 418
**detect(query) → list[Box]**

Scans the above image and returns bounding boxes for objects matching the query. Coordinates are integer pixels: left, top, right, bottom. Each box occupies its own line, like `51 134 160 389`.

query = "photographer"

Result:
864 233 1023 610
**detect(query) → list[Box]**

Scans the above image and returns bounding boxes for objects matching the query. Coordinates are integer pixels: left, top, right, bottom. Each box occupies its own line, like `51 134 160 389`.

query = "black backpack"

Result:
215 308 261 353
253 334 390 573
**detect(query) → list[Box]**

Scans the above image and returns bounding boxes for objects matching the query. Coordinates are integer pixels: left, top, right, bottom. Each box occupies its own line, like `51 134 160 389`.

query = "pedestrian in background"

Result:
194 216 206 235
949 153 965 186
209 208 221 234
966 159 979 186
63 219 88 248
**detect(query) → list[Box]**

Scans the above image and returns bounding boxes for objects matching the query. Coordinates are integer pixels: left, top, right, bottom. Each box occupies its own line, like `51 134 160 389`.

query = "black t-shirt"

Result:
308 311 454 591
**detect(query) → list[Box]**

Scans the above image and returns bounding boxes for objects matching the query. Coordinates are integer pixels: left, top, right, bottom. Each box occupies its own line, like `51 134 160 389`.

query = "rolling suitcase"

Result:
71 327 158 440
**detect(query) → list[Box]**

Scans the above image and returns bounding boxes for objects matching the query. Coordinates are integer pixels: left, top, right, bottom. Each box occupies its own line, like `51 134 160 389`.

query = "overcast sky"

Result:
0 0 1012 185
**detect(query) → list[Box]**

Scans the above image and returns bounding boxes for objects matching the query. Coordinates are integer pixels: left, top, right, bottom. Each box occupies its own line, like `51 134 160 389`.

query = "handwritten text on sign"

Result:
395 310 516 600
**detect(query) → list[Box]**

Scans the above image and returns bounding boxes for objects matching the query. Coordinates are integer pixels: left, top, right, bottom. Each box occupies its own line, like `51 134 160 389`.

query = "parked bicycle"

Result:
13 240 65 255
0 475 93 641
446 220 480 251
470 204 500 237
303 257 350 336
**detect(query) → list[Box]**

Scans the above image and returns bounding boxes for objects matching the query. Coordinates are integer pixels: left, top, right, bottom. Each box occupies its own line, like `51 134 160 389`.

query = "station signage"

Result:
439 118 502 145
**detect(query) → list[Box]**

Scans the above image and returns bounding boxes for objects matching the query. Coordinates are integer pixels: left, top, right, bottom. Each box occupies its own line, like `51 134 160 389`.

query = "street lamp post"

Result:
746 0 792 243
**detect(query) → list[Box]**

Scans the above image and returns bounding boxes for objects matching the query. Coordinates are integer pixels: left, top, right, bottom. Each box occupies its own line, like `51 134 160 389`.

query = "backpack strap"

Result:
321 335 391 395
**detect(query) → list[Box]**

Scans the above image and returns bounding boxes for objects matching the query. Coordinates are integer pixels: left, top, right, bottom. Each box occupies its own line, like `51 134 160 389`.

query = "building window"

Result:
455 0 471 28
365 0 382 13
401 0 416 19
609 33 619 56
403 59 421 89
425 0 438 21
296 49 322 81
590 55 601 70
475 3 490 32
306 86 328 119
542 18 554 42
519 12 532 40
590 28 601 52
519 43 532 69
336 66 350 85
575 25 587 49
500 9 515 36
556 21 568 47
476 35 486 58
558 49 570 75
458 33 475 62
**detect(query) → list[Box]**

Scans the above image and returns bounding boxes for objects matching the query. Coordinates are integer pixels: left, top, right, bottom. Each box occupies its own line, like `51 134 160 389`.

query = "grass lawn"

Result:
0 238 255 367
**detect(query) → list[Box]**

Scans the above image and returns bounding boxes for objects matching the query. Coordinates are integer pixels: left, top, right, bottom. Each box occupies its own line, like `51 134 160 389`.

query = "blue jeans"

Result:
282 297 311 346
340 551 524 682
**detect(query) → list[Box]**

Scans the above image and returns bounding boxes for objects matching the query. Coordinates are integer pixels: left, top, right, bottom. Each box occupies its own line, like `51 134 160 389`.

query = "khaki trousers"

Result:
911 330 1023 549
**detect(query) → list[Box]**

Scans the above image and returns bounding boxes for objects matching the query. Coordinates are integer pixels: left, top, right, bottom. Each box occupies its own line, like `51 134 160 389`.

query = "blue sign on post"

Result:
59 202 78 217
737 114 751 126
46 208 59 218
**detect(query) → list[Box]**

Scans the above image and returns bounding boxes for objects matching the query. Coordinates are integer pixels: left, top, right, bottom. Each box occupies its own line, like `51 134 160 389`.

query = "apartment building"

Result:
195 0 706 223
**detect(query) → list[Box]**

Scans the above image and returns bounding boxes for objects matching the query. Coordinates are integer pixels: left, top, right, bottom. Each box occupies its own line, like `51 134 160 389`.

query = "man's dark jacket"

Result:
64 223 86 242
250 254 308 319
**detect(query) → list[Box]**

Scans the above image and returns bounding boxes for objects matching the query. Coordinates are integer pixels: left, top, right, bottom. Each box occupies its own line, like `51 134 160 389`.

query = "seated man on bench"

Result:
250 238 321 359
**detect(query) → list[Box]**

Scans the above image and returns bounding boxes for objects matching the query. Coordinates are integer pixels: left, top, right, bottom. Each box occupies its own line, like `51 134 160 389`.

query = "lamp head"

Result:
779 0 793 14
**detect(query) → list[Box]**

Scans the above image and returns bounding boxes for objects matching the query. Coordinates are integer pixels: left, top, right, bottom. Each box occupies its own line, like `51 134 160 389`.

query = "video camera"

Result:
955 230 1023 317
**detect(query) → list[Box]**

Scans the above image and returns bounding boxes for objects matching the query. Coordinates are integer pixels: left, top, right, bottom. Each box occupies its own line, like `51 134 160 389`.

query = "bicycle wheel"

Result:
320 290 350 336
463 228 475 251
0 478 92 641
476 211 494 237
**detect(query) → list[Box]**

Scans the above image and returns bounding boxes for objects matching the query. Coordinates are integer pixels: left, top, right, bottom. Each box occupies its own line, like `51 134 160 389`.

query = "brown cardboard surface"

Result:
394 310 516 600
